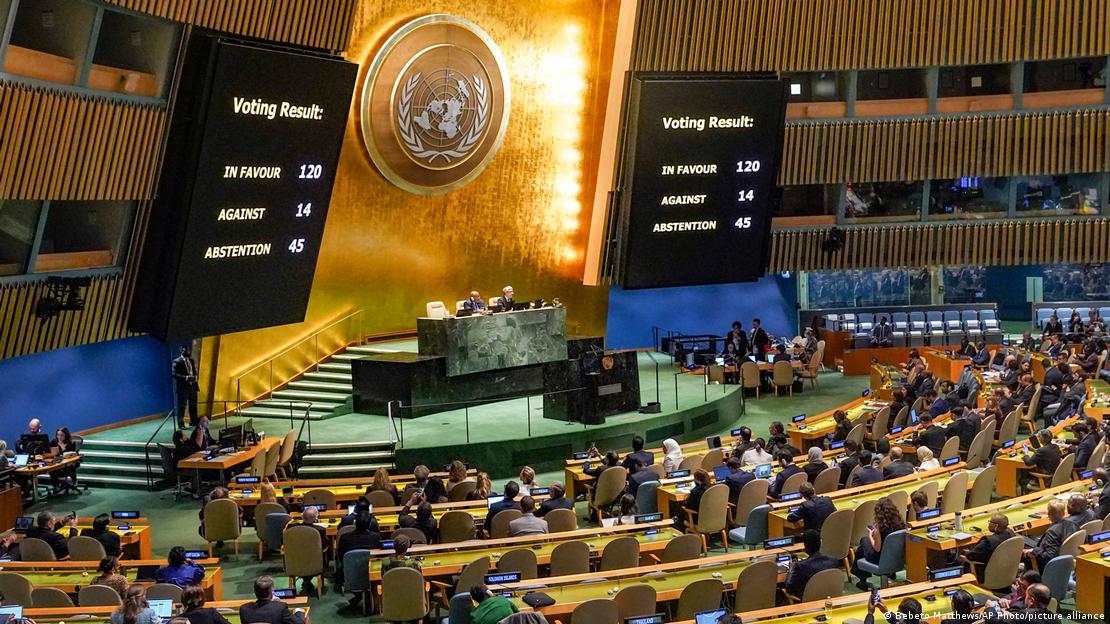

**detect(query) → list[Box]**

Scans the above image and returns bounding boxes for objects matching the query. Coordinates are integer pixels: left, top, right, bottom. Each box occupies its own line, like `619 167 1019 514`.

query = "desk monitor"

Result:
486 495 505 509
184 550 206 559
705 435 722 449
218 424 244 449
1089 530 1110 544
273 588 296 599
112 511 140 520
712 465 731 483
666 469 690 479
235 476 262 484
779 491 802 502
754 463 772 478
484 572 521 585
730 428 743 437
694 609 728 624
149 600 174 619
12 454 28 468
635 512 663 523
573 452 590 460
916 508 942 521
530 487 550 496
380 540 394 550
13 516 33 533
829 440 845 450
764 536 794 549
626 616 665 624
929 566 963 582
942 456 960 467
281 486 295 497
791 414 806 423
242 418 254 435
18 433 49 455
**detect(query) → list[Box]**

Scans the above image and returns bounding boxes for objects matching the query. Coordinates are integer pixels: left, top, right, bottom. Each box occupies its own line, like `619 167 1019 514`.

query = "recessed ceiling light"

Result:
790 83 802 95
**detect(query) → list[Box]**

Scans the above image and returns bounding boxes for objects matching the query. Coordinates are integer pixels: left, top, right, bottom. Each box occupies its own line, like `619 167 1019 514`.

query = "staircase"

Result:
240 344 400 421
77 439 162 488
297 439 397 478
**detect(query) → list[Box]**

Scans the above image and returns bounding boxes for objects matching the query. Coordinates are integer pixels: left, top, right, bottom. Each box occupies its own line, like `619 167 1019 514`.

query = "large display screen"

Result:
616 74 786 289
130 38 357 339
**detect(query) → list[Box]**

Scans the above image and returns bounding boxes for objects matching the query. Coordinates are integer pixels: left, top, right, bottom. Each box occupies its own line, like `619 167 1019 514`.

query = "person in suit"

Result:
534 481 574 517
81 513 122 557
972 342 991 368
963 514 1017 581
784 530 840 598
507 496 548 536
485 481 522 534
1022 429 1062 479
786 483 836 532
1025 500 1077 571
802 447 828 483
462 291 486 312
1012 374 1037 407
155 546 205 587
770 452 803 499
944 408 978 453
721 457 755 499
681 470 710 517
1068 422 1099 470
397 496 437 543
1042 315 1064 338
725 321 749 357
912 413 948 456
730 426 754 459
336 512 381 592
498 286 515 310
625 458 657 496
870 316 894 347
882 447 915 479
851 451 883 487
750 318 771 358
772 343 792 363
180 585 231 624
927 390 950 418
238 576 306 624
621 435 653 471
1065 494 1096 527
767 422 801 457
837 440 863 486
15 418 47 454
1094 468 1110 519
26 511 68 558
172 346 200 429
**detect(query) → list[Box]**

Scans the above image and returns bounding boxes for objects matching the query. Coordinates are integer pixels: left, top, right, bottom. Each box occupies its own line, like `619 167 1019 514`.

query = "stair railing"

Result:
233 309 364 408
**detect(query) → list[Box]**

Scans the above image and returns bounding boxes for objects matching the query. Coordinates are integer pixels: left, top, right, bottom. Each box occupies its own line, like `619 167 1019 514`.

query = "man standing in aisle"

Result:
172 346 199 429
750 318 771 359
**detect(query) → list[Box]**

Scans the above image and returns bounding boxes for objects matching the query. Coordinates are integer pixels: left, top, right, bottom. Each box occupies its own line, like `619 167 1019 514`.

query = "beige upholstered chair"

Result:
544 507 578 533
247 449 268 477
202 498 242 556
0 572 32 606
731 478 769 526
145 583 183 602
31 587 74 607
253 502 287 560
734 559 778 611
425 301 449 319
778 471 808 498
599 536 639 571
701 448 725 470
366 489 397 508
489 509 522 538
659 533 702 563
800 568 846 602
741 361 761 397
614 584 657 621
967 465 996 508
67 535 107 561
381 567 428 623
19 537 57 561
678 454 704 472
283 524 325 597
676 578 723 620
940 472 970 515
438 510 476 543
685 483 729 551
939 436 961 462
496 548 538 579
812 466 841 494
276 429 297 479
447 480 477 502
772 360 795 395
979 536 1024 591
77 584 123 606
550 540 589 576
819 508 855 571
263 443 281 479
587 466 627 522
301 488 337 509
570 599 619 624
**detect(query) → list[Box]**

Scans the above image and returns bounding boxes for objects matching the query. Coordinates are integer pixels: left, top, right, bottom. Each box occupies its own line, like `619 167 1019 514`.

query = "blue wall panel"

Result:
605 275 799 350
0 337 175 444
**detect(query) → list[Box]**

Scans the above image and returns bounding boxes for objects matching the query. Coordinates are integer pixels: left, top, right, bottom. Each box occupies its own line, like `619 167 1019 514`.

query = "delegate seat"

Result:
1036 308 1053 330
908 311 927 346
927 311 945 344
943 311 965 345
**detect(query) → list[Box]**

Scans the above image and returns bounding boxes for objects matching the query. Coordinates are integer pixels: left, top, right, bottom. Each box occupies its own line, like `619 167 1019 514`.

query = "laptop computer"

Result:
13 516 33 533
486 495 505 509
148 600 174 619
694 608 729 624
755 463 772 478
712 465 731 483
12 454 28 468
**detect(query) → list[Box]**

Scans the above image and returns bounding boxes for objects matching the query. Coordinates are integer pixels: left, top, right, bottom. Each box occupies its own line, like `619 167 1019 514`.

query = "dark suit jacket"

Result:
772 352 792 363
1024 443 1062 475
1032 518 1077 569
750 328 771 355
1042 367 1067 403
1013 384 1036 406
182 607 232 624
683 484 707 512
80 527 122 557
965 529 1017 566
914 426 948 456
626 469 657 496
1073 434 1098 470
25 526 68 558
882 460 915 480
726 330 749 356
172 355 199 390
462 298 485 311
786 496 836 531
239 600 305 624
535 496 574 518
803 461 828 484
972 349 991 367
784 553 840 597
770 464 802 498
946 418 977 452
723 470 755 500
485 498 522 532
1097 484 1110 520
851 466 883 488
621 450 654 471
838 453 861 486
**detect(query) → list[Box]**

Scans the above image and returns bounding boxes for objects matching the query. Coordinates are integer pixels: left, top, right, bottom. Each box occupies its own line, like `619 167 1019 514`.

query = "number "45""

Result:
734 217 752 229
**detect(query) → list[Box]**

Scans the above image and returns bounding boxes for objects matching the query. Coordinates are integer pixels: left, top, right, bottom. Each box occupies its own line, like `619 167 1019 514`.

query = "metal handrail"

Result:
233 309 364 406
143 399 314 490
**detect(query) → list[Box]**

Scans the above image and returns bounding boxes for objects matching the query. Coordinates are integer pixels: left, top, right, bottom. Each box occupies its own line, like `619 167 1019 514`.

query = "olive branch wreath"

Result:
397 72 489 164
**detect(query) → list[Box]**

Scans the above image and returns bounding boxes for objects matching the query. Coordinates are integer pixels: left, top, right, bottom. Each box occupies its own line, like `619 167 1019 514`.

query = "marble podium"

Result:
416 307 569 376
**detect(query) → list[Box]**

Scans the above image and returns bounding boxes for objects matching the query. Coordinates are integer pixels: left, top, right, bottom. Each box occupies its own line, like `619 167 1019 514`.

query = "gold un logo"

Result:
360 15 511 195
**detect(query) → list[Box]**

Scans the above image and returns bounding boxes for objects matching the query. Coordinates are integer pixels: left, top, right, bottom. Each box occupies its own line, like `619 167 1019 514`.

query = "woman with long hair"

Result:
111 586 159 624
518 466 536 496
91 556 129 598
180 584 231 624
832 410 852 442
851 496 906 589
468 472 493 501
614 493 638 525
50 426 78 490
369 467 400 504
445 460 471 493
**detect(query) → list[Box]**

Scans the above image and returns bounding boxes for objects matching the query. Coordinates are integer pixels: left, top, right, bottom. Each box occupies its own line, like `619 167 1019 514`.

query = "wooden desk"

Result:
177 437 281 481
993 415 1079 498
0 485 22 530
1085 379 1110 420
368 524 682 581
1075 546 1110 617
870 363 905 400
786 397 887 450
16 563 223 600
503 546 801 618
767 463 968 538
904 481 1093 582
668 575 983 624
16 455 83 505
923 348 974 383
226 469 472 494
23 598 309 624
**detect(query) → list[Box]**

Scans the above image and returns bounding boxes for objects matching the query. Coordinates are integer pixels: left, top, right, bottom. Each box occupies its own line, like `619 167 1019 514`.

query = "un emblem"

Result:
360 15 510 195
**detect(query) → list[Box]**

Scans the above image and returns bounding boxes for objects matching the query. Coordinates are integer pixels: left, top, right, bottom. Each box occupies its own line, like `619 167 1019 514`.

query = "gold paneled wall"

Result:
202 0 620 399
632 0 1110 72
780 109 1110 185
